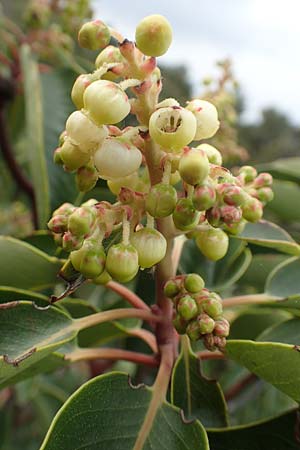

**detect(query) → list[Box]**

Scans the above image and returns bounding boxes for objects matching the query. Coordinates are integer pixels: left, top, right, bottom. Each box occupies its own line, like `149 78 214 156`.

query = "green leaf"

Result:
265 257 300 299
180 238 251 291
23 231 62 256
234 220 300 255
208 410 300 449
258 157 300 183
40 372 209 450
0 287 48 304
20 45 50 228
226 340 300 402
171 336 228 428
266 179 300 222
0 237 62 290
257 317 300 345
0 301 75 389
41 69 78 210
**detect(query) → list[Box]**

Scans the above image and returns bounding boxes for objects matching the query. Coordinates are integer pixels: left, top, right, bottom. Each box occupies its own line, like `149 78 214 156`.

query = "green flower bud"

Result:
47 214 68 234
107 172 140 195
130 227 167 268
92 269 112 285
173 198 200 231
186 99 220 140
192 290 210 313
53 147 64 165
223 219 246 235
202 297 223 319
94 137 142 180
223 185 248 207
145 183 177 218
83 80 130 126
219 205 242 225
192 183 216 211
78 20 111 51
164 279 181 298
68 206 96 237
60 139 90 171
71 74 93 110
149 106 197 152
186 320 201 341
173 315 188 335
178 148 209 185
253 172 273 188
62 231 84 252
196 143 222 165
214 318 230 337
206 206 222 228
184 273 205 293
95 45 124 81
177 294 198 321
106 243 139 282
195 228 229 261
135 14 172 57
198 313 215 334
66 111 108 152
53 202 75 217
242 197 263 222
70 240 106 278
238 166 257 183
76 163 98 192
256 187 274 204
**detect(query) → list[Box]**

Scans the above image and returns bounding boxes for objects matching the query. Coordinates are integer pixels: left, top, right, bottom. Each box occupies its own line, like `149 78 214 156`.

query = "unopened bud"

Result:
173 198 200 231
78 20 111 51
202 297 223 319
184 273 205 293
68 206 96 236
177 295 198 321
193 183 216 211
164 279 181 298
242 197 263 222
145 183 177 218
195 228 229 261
76 163 98 192
197 143 222 165
186 320 201 341
130 227 167 268
178 148 209 186
70 240 106 278
135 14 173 57
198 313 215 334
214 318 230 337
106 243 139 282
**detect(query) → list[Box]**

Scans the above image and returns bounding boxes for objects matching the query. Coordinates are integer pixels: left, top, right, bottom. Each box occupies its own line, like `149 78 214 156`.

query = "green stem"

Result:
223 293 279 308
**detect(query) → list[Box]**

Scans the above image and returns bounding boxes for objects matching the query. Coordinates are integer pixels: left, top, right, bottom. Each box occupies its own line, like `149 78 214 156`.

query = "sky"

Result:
92 0 300 124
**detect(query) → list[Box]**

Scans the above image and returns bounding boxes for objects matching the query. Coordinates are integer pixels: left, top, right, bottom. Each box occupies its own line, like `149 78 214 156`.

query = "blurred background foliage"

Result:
1 1 300 449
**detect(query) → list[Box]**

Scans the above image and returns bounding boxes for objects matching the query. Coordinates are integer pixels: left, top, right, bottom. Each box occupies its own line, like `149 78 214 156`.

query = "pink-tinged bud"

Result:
60 139 90 171
145 183 177 218
184 273 205 293
53 203 75 217
78 20 111 51
186 99 220 140
256 187 274 204
202 297 223 319
177 294 198 321
130 227 167 268
47 214 68 234
193 183 216 211
164 278 181 298
214 318 230 337
83 80 130 126
223 185 248 207
198 313 215 334
192 290 210 313
203 333 216 351
242 197 263 222
173 198 200 231
106 243 139 283
253 172 273 188
76 164 98 192
206 206 222 228
135 15 173 57
62 231 84 252
219 205 242 225
238 166 257 183
196 228 229 261
71 74 93 109
68 206 96 237
94 138 142 180
213 336 227 351
196 143 222 165
173 315 188 335
70 240 106 278
186 320 201 341
178 148 209 186
95 45 124 81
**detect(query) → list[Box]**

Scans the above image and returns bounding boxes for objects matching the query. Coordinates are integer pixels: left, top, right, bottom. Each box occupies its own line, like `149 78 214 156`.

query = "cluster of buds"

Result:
164 274 229 351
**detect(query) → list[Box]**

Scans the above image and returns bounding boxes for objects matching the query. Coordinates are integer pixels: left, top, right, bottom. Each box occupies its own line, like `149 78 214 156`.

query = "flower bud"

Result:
195 228 229 261
192 183 216 211
206 206 222 228
107 172 140 195
242 197 263 222
78 20 111 51
224 219 246 235
47 214 68 234
95 45 124 81
202 297 223 319
83 80 130 126
145 183 177 218
60 139 90 171
219 205 242 225
186 320 201 341
192 290 210 313
186 99 220 140
71 74 93 110
173 315 188 335
130 227 167 268
92 269 112 285
135 14 172 57
149 106 197 152
62 231 84 252
238 166 257 183
198 313 215 334
214 318 230 337
70 240 106 278
172 198 200 231
177 294 198 321
256 187 274 204
94 138 142 180
223 185 248 207
196 143 222 165
68 206 96 236
178 148 209 186
184 273 205 293
53 202 75 217
76 163 98 192
106 243 139 282
253 172 273 188
66 111 108 153
164 279 181 298
53 147 64 165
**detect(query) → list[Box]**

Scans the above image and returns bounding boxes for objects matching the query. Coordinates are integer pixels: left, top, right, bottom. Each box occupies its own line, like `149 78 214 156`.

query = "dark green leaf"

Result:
208 410 300 449
0 287 48 304
171 336 228 427
257 317 300 345
258 157 300 183
266 180 300 222
40 372 209 450
265 257 300 299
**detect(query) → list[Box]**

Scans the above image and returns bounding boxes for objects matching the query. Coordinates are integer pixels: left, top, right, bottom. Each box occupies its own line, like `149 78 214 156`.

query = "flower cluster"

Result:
164 274 229 351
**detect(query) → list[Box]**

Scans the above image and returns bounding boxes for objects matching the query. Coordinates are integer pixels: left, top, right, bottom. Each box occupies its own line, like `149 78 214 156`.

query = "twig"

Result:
222 293 278 308
66 348 159 368
106 280 151 311
225 373 257 401
197 350 225 360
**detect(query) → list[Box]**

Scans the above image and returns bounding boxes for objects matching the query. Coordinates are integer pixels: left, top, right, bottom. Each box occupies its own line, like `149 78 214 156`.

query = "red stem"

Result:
106 280 150 311
67 348 159 368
